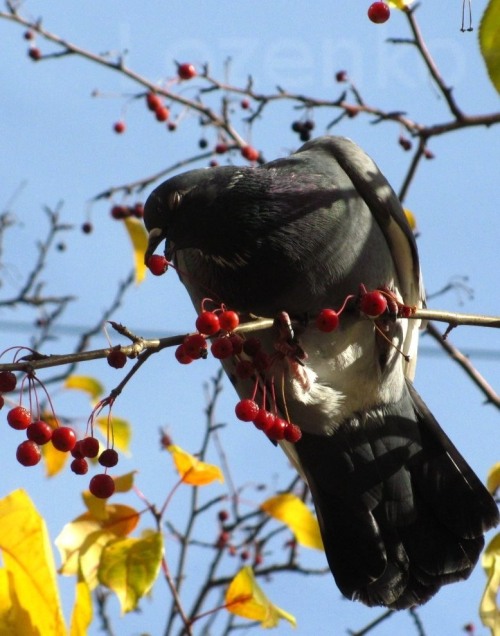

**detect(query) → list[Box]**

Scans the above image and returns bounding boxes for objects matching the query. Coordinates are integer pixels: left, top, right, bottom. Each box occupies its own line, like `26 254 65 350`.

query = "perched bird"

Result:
144 136 498 609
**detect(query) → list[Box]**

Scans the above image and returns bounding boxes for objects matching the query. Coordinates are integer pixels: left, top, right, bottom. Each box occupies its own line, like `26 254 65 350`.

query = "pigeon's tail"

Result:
295 380 499 609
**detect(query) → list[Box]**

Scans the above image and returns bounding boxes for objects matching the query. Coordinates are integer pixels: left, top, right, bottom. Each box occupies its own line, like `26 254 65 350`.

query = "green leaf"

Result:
479 0 500 93
98 532 163 613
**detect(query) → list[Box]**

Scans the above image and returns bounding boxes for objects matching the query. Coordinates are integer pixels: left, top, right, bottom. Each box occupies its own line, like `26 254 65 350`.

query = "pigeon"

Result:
143 136 498 609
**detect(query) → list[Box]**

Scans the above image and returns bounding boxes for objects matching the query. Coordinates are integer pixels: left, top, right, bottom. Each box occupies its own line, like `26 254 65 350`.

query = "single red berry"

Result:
81 222 93 234
51 426 77 452
242 337 261 357
71 458 89 475
195 311 220 336
335 70 348 82
368 2 390 23
253 409 274 432
147 254 168 276
463 624 475 634
80 436 100 458
177 63 197 80
199 138 208 149
0 371 17 392
316 309 339 332
28 47 42 61
424 148 435 160
133 203 144 218
155 106 170 122
183 333 208 359
113 120 126 134
211 337 234 360
218 509 229 523
24 30 35 40
219 310 240 332
254 553 264 566
241 98 251 109
175 344 193 365
216 530 230 548
235 360 255 379
267 417 287 440
146 92 162 111
26 420 52 445
71 440 85 459
209 159 219 167
399 304 413 318
99 448 119 468
235 399 259 422
360 291 388 318
16 440 41 466
284 422 302 443
167 122 177 131
240 550 250 561
398 136 412 151
89 473 115 499
241 146 259 162
7 406 31 430
107 349 127 369
229 334 244 355
215 142 228 154
110 204 129 220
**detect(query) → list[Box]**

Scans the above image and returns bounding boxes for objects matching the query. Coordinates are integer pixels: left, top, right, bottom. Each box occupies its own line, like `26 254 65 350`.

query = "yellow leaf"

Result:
261 493 323 550
124 216 148 284
42 442 69 478
96 416 132 453
64 375 104 401
0 490 67 635
80 530 117 590
487 462 500 495
481 534 500 633
70 577 93 636
225 566 296 629
388 0 413 8
480 0 500 94
168 445 224 486
98 532 163 613
113 471 137 493
0 568 35 635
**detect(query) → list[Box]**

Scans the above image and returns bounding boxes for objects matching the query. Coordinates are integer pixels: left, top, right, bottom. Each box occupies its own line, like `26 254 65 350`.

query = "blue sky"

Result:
1 1 499 634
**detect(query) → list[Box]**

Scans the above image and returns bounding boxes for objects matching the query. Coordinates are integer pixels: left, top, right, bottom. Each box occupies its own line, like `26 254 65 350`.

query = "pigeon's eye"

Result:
168 190 182 210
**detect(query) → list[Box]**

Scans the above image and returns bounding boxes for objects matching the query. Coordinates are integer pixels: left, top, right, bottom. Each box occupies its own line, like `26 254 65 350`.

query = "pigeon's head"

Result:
144 165 263 265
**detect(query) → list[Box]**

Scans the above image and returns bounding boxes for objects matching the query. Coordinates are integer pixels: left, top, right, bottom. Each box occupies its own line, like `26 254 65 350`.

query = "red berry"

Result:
195 311 220 336
16 440 41 466
216 530 230 548
368 2 390 23
155 106 170 122
110 204 129 220
27 420 52 445
211 337 234 360
240 550 250 561
218 509 229 523
183 333 208 359
316 309 339 332
360 291 388 318
175 344 193 365
219 310 240 332
242 337 261 357
229 334 244 355
24 30 35 40
0 371 17 392
235 360 255 379
98 448 119 468
267 417 287 440
284 422 302 443
51 426 77 452
71 440 85 459
463 624 475 634
71 458 89 475
335 70 348 82
167 122 177 131
28 47 41 61
146 92 162 111
241 146 259 162
7 406 31 430
147 254 168 276
252 350 272 372
113 121 126 134
80 436 100 458
132 203 144 218
89 473 115 499
177 63 197 80
240 98 250 109
235 399 259 422
107 349 127 369
253 409 274 431
81 222 93 234
398 136 412 151
424 148 435 160
215 142 228 154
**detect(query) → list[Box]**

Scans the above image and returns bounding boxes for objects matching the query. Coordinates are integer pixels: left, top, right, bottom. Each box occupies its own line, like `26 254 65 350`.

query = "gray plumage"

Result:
144 136 498 608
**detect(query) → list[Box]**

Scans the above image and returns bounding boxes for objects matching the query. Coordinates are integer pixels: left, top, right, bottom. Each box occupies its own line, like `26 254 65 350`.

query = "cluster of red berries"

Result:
0 368 117 499
23 30 42 61
291 119 315 143
235 398 302 443
144 92 171 125
215 509 264 564
110 202 144 220
367 2 390 23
